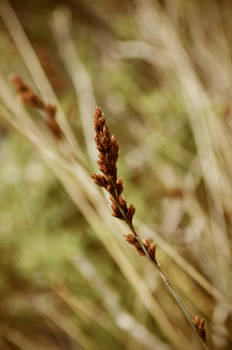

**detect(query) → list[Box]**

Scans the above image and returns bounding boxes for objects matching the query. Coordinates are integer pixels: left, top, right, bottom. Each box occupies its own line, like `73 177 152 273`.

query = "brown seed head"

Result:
92 106 135 224
93 107 119 183
10 75 44 109
92 106 157 264
10 75 63 139
116 177 124 195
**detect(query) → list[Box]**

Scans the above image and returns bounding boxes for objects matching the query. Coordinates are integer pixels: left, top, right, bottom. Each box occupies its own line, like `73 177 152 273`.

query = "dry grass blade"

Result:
32 295 95 350
74 254 171 350
134 0 232 272
51 9 96 161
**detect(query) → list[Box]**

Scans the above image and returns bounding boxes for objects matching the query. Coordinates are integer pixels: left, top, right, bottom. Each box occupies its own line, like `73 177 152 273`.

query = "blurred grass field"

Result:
0 0 232 349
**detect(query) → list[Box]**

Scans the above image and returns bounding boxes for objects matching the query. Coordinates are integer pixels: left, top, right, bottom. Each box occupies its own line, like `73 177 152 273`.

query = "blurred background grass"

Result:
0 0 232 349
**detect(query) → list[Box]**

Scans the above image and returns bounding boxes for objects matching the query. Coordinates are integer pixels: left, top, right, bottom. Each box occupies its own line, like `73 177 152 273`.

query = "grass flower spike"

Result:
92 106 157 262
92 106 209 350
92 106 135 222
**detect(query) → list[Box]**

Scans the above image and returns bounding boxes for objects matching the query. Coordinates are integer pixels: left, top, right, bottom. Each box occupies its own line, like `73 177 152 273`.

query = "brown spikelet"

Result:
10 75 63 139
116 177 124 195
125 234 157 262
125 234 145 256
127 203 136 222
44 104 63 139
118 194 127 212
91 174 108 188
111 199 124 220
147 242 157 262
194 316 207 343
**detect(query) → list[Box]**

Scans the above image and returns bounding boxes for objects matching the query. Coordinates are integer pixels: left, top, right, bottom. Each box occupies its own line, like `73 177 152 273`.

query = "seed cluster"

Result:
92 106 156 263
10 75 63 139
92 106 136 224
124 234 157 262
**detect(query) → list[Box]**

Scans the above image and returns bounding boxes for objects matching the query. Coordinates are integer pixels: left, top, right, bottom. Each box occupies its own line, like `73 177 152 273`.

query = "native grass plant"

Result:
0 0 232 349
92 105 208 349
